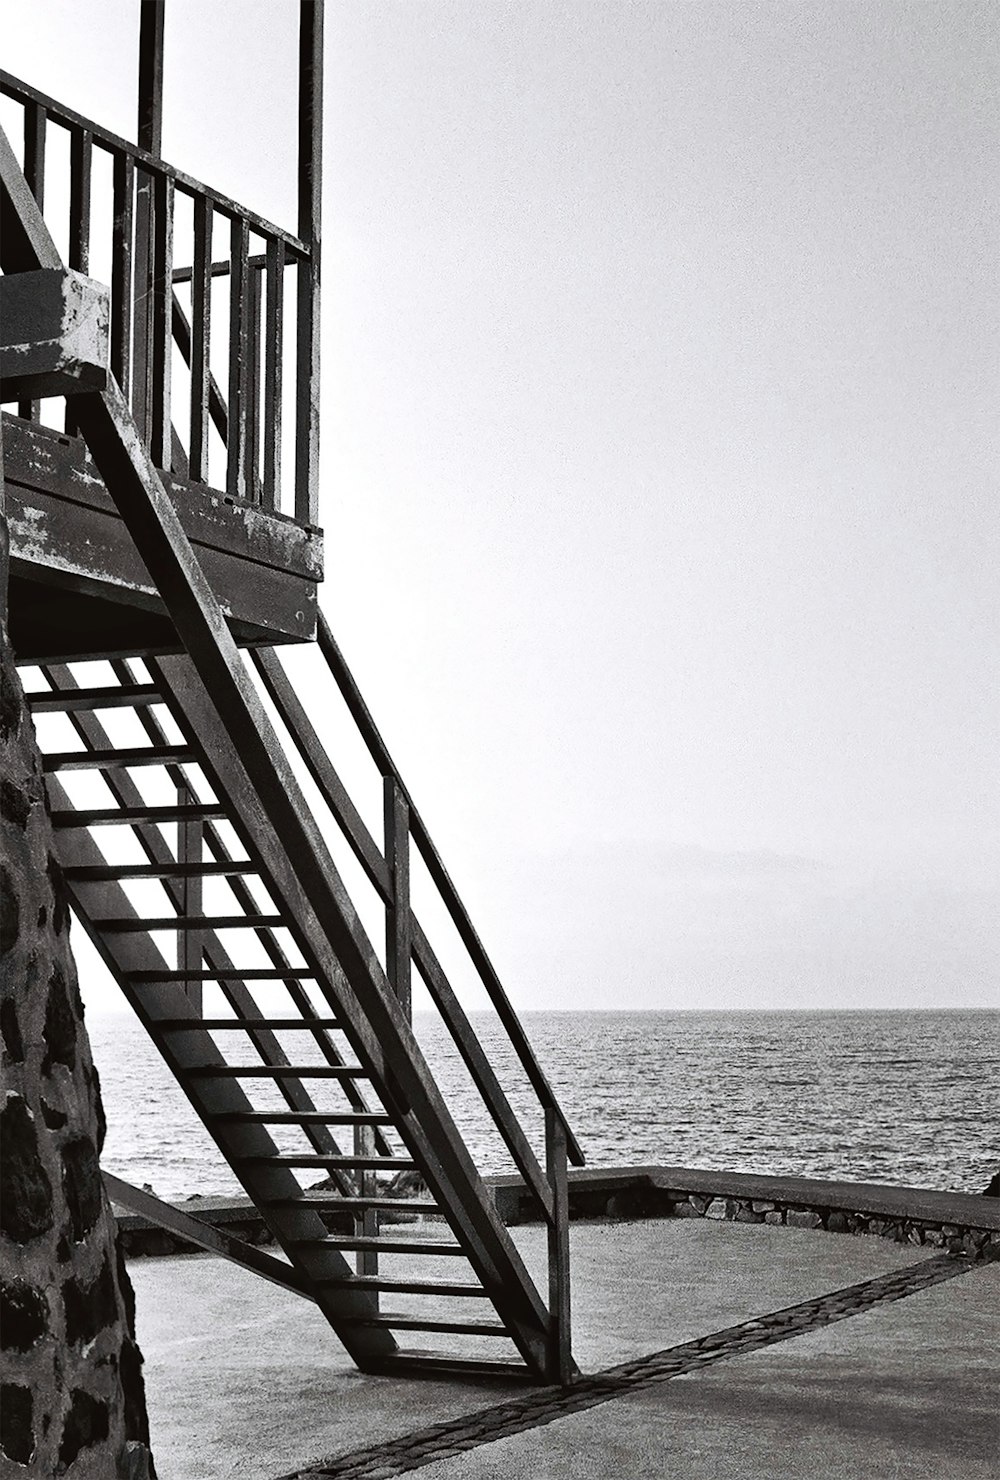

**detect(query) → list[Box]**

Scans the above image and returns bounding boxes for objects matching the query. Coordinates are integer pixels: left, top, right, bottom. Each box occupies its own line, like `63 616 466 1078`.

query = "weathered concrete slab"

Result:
5 413 323 658
129 1217 944 1479
411 1262 1000 1480
0 267 109 399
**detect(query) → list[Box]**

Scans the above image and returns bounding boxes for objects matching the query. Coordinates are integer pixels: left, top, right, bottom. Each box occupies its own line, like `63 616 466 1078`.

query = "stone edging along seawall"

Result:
114 1165 1000 1261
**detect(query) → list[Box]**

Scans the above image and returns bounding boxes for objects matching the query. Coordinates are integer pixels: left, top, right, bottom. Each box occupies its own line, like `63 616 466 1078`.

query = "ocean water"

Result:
85 1008 1000 1202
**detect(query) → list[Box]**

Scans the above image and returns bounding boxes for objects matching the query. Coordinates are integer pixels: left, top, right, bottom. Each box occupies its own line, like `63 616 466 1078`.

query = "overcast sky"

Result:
4 2 998 1009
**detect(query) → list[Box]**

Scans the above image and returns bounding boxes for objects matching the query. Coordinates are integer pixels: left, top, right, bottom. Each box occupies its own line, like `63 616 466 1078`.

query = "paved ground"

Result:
128 1219 998 1480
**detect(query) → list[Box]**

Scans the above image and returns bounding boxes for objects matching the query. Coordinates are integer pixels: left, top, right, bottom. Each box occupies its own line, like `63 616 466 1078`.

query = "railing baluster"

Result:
189 195 212 482
22 99 46 207
149 171 173 469
227 215 249 499
65 127 92 436
68 127 91 272
545 1109 572 1385
295 250 319 526
178 780 204 1015
355 1122 379 1283
383 776 412 1022
245 262 263 504
262 239 284 510
19 101 47 421
132 165 154 438
111 152 134 398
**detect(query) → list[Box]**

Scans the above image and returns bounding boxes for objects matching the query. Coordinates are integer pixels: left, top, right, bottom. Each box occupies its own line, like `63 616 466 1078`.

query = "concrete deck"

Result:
128 1219 999 1480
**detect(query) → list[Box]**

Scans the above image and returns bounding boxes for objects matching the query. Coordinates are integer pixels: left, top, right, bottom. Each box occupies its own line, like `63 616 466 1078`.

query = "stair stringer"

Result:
150 651 554 1374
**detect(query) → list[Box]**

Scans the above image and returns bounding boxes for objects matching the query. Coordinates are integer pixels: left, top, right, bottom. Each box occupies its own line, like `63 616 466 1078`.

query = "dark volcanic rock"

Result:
0 1095 54 1243
64 1255 118 1346
0 1383 35 1465
58 1389 110 1467
62 1136 104 1241
1 1281 49 1352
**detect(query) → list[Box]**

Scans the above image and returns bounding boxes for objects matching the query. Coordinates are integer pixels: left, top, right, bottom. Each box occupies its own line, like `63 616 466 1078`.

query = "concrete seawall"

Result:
114 1165 1000 1261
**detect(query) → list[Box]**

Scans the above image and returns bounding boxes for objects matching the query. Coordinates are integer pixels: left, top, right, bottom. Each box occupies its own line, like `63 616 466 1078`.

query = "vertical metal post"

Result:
178 782 203 1015
18 102 46 422
134 0 165 441
189 195 212 482
111 153 134 397
149 172 173 470
262 238 284 510
68 129 92 275
354 1122 378 1284
138 2 166 156
545 1107 572 1385
228 216 250 499
383 776 411 1022
66 128 92 435
246 264 263 502
295 0 323 526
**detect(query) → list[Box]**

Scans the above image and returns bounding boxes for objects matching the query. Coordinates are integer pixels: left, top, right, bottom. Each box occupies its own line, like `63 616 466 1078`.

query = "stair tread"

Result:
340 1313 509 1335
312 1276 487 1297
289 1195 438 1212
375 1351 534 1380
50 804 226 827
185 1064 368 1078
42 745 193 770
210 1110 388 1124
64 861 257 881
162 1019 341 1032
126 968 317 981
242 1154 411 1169
27 684 161 711
95 915 284 931
293 1235 464 1254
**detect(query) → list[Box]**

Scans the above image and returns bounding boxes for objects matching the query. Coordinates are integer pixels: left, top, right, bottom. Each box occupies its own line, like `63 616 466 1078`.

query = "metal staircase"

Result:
28 652 578 1380
2 108 583 1384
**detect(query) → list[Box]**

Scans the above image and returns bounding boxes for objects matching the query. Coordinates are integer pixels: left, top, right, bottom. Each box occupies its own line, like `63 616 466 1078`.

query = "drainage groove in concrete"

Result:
280 1252 982 1480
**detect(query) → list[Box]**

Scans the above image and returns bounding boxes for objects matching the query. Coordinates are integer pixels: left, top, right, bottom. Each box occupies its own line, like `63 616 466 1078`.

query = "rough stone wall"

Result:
0 620 155 1478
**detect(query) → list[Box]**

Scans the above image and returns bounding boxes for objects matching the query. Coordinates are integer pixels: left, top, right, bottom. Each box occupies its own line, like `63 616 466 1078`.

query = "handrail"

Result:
316 614 585 1167
251 646 562 1219
0 70 309 253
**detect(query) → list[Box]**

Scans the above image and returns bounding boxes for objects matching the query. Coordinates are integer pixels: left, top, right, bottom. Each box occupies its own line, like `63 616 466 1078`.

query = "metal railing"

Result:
0 70 318 524
253 619 584 1377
